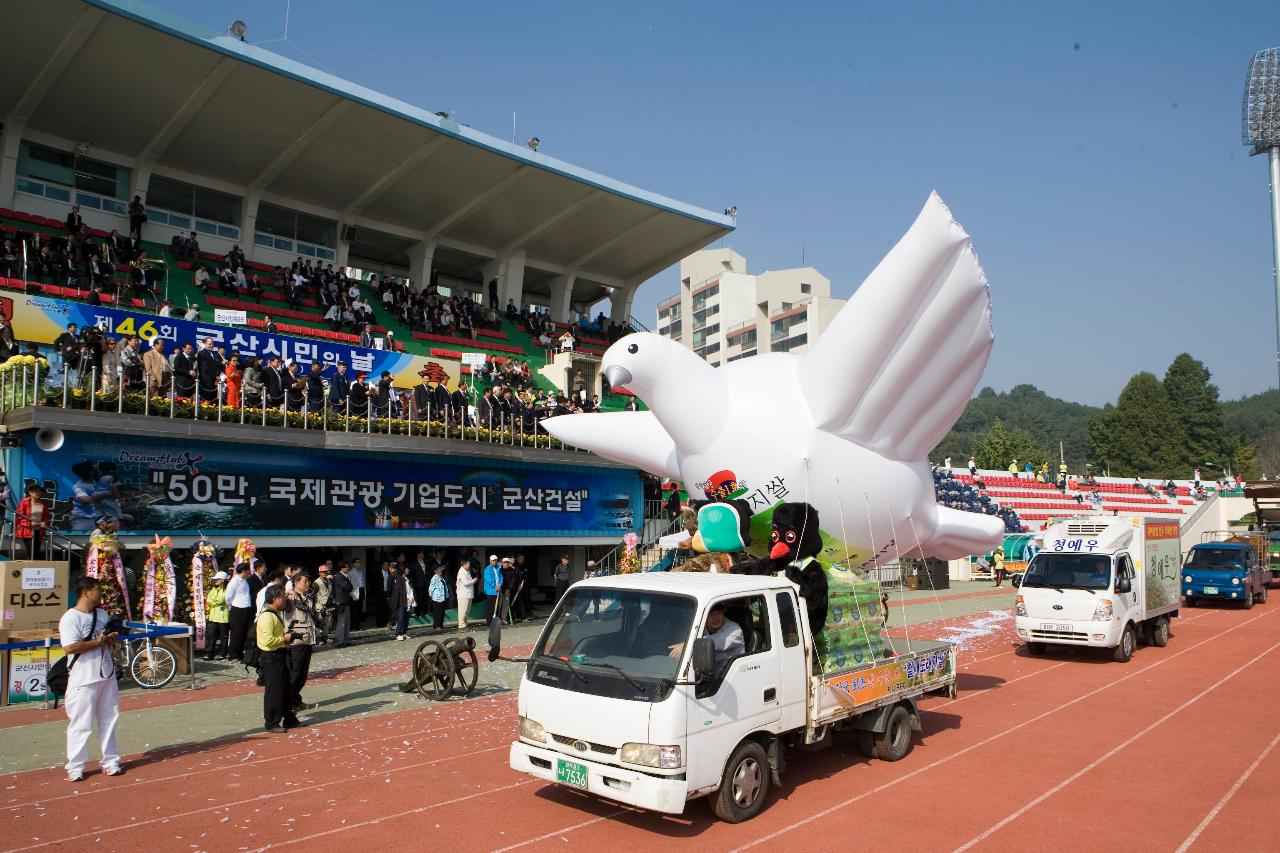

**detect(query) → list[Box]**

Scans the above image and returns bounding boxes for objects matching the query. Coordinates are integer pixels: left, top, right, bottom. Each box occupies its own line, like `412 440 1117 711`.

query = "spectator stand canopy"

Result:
0 0 733 325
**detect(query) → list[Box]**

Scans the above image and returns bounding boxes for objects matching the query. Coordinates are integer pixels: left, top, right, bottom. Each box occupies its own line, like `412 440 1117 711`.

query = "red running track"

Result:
2 605 1276 852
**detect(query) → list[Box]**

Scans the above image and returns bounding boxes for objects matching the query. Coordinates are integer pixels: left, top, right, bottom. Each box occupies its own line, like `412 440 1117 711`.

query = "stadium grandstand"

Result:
0 0 734 586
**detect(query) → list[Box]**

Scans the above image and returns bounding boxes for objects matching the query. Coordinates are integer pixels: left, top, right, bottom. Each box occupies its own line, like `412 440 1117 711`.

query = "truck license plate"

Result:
1041 623 1072 632
1203 586 1218 595
556 758 588 789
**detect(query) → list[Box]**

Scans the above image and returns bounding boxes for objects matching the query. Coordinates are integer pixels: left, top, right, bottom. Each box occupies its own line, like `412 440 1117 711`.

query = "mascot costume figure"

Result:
85 516 131 619
140 535 176 624
189 539 219 650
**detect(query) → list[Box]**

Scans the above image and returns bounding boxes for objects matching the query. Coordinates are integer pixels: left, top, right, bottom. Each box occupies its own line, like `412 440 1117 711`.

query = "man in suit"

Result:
195 337 222 402
476 387 495 429
125 232 143 263
328 362 349 411
358 324 374 349
65 204 84 235
330 561 354 647
305 362 326 412
142 338 170 395
263 355 286 409
172 342 197 398
407 551 428 617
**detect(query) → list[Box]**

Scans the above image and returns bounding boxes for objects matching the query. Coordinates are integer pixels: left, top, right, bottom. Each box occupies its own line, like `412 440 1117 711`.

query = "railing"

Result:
16 177 127 216
1 506 83 564
591 508 685 576
147 206 240 241
0 360 588 453
253 231 336 261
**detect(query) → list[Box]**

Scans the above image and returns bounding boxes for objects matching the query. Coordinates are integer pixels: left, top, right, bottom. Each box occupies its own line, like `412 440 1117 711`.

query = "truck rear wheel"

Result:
709 740 770 823
1112 624 1136 663
872 705 914 762
1258 586 1269 604
1151 617 1170 648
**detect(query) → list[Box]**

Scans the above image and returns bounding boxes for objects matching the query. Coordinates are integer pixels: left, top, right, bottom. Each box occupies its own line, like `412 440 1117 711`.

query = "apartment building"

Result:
655 248 845 365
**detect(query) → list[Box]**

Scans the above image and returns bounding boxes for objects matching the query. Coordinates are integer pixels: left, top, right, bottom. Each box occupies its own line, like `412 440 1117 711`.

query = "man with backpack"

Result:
57 576 122 781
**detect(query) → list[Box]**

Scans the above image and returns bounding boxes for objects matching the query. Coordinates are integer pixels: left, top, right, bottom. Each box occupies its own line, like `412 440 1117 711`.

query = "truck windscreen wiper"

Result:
539 653 587 682
584 661 646 692
1063 585 1096 595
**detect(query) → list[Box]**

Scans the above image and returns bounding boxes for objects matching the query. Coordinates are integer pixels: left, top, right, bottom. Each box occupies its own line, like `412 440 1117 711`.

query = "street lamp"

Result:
1243 47 1280 389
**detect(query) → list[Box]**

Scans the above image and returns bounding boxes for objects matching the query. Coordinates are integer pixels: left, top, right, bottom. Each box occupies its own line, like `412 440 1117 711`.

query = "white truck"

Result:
1014 514 1181 662
502 571 956 822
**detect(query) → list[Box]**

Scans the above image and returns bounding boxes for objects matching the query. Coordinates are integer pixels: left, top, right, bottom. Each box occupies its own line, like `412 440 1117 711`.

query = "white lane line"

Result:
1174 730 1280 853
0 745 510 853
489 809 630 852
952 638 1280 852
254 780 535 851
1 692 520 810
726 607 1277 852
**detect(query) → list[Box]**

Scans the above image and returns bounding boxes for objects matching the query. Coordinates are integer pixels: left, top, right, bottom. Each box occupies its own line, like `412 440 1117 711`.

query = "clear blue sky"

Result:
150 0 1280 405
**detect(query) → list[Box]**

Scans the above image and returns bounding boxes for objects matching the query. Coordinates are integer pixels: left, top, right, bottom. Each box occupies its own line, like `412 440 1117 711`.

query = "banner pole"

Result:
185 626 203 691
169 370 175 418
62 361 68 408
117 366 123 413
42 639 51 710
90 367 97 412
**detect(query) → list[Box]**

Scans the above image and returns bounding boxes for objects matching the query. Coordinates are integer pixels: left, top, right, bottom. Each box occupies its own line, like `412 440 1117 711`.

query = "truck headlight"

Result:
1092 599 1113 621
620 743 683 768
519 716 546 743
1184 575 1193 583
1015 595 1027 617
1232 577 1240 585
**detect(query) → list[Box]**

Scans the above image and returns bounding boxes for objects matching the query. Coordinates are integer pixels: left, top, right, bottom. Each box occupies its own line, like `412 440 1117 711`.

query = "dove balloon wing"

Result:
539 411 681 479
797 191 994 462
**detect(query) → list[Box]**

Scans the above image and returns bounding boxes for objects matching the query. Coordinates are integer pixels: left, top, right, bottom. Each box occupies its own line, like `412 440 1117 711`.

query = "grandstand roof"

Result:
2 0 733 291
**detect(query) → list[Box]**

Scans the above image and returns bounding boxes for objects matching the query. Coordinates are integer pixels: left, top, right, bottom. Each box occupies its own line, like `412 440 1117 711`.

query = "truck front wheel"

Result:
1026 642 1046 655
1244 592 1254 609
872 705 915 762
1112 624 1136 663
710 740 770 823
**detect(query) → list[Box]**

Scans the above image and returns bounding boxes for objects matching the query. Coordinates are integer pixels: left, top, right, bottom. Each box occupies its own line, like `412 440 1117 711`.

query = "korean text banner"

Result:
21 431 641 538
1 293 459 390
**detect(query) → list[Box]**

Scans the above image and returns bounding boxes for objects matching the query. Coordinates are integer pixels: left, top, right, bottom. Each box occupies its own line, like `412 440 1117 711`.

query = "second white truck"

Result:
1014 514 1182 661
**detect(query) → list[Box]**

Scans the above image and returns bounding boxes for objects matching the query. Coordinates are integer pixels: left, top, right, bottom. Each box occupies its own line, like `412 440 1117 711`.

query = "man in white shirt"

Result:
225 564 255 663
703 603 745 668
58 576 122 781
348 558 366 628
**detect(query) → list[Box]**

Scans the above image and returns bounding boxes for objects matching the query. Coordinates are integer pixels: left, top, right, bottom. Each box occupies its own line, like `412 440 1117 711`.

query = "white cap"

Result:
489 554 498 560
213 571 229 581
587 560 596 567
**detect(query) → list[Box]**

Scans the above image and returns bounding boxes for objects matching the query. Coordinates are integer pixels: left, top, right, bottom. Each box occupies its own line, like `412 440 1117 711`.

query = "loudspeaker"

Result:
34 427 64 452
341 225 359 243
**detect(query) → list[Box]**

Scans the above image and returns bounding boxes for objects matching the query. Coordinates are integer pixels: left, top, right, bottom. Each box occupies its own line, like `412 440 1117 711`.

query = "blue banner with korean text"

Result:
19 431 640 538
3 293 456 387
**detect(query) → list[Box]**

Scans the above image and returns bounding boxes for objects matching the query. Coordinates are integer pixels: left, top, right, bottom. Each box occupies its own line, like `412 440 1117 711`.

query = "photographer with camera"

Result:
284 573 319 712
57 577 123 782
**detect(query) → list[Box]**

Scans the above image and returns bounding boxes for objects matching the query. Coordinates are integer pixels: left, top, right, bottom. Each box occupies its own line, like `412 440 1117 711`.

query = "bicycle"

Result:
111 629 178 689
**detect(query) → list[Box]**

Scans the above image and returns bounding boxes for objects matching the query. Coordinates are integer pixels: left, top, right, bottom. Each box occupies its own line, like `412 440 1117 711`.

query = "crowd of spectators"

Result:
932 466 1023 533
2 211 161 302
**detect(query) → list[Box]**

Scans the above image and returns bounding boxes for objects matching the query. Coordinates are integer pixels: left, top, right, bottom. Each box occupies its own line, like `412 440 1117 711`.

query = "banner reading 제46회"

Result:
21 432 641 538
2 293 460 390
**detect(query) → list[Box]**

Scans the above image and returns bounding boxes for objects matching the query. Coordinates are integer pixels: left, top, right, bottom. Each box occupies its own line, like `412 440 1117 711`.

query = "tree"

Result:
1087 372 1186 478
1162 354 1233 473
971 419 1049 471
1233 443 1261 481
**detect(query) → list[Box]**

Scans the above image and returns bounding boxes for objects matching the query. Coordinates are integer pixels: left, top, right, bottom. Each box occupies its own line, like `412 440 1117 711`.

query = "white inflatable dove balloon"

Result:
542 192 1003 564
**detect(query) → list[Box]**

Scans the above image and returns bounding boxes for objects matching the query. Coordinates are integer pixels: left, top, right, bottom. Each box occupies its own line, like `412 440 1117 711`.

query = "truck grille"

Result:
551 733 618 756
1066 522 1110 535
1031 629 1090 640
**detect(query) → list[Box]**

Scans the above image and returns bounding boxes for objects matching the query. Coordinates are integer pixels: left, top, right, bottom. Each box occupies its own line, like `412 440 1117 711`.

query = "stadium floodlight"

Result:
228 20 247 41
435 111 451 120
526 137 540 151
1243 47 1280 390
724 206 737 217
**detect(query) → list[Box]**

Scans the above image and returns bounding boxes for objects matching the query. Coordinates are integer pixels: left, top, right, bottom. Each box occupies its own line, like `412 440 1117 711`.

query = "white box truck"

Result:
502 571 956 823
1014 514 1181 661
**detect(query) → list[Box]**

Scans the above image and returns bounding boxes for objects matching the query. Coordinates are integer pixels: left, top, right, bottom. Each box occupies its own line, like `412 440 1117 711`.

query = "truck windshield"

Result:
1022 553 1112 590
531 588 696 699
1185 548 1245 568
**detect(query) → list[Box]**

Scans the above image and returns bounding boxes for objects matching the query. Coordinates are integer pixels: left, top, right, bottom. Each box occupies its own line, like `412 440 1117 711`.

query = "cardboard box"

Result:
1 561 71 631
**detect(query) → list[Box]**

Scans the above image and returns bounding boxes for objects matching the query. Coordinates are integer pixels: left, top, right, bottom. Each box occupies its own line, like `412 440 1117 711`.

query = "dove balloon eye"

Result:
627 343 638 354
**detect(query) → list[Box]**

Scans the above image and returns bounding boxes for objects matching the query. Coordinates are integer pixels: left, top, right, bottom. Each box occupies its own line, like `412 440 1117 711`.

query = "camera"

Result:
103 615 131 637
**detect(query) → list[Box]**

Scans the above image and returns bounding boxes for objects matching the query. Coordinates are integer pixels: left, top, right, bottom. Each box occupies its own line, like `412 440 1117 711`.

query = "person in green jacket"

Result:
204 571 231 661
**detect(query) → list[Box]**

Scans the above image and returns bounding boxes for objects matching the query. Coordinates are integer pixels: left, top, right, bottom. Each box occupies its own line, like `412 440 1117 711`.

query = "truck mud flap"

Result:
848 697 919 734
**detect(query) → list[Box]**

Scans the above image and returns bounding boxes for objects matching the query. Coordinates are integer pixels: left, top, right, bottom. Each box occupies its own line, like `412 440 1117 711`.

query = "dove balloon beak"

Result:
770 541 791 560
603 364 633 389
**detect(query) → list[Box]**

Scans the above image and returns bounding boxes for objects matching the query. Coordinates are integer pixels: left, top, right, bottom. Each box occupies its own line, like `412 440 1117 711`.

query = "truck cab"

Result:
1183 541 1269 608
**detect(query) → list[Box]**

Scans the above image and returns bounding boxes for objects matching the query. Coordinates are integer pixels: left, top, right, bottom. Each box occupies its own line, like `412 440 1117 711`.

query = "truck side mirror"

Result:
691 637 715 679
1011 574 1022 588
1115 577 1131 594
